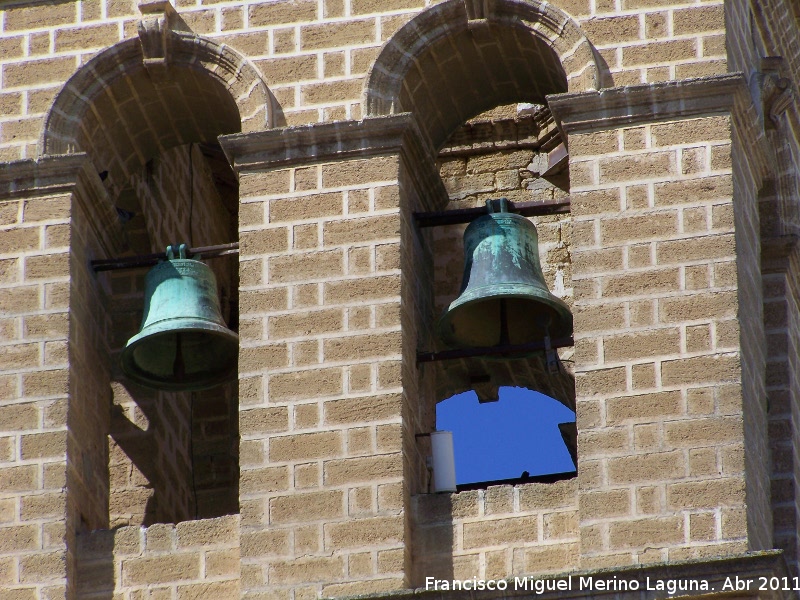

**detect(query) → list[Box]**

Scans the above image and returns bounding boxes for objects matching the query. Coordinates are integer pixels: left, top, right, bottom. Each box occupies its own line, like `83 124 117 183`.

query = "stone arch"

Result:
42 31 274 197
364 0 600 151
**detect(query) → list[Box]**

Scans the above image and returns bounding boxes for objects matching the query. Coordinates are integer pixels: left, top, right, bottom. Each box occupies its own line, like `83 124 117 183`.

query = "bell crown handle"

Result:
165 244 189 260
486 198 510 214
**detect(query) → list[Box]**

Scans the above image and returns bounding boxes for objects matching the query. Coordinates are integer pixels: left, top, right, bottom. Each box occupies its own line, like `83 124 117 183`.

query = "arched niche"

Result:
363 0 585 460
42 31 273 200
364 0 601 154
43 31 275 527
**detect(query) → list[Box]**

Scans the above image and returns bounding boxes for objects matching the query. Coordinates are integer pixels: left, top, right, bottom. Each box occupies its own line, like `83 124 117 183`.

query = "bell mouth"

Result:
120 322 239 392
437 289 573 349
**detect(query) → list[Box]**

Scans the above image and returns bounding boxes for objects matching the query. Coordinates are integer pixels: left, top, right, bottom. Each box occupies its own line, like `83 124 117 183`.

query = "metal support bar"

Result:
413 199 570 228
91 242 239 272
416 336 574 363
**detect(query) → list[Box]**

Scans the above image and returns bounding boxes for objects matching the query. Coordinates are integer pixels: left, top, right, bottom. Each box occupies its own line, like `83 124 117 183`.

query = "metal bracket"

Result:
413 198 570 228
91 242 239 272
416 336 574 363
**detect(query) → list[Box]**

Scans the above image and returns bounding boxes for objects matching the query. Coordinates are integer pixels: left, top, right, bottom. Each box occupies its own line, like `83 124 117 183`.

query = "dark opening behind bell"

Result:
120 244 239 391
437 199 573 349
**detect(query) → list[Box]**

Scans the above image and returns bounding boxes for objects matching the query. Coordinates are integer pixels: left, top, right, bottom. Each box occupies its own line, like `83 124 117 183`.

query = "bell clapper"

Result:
499 298 510 348
173 332 186 382
544 332 559 374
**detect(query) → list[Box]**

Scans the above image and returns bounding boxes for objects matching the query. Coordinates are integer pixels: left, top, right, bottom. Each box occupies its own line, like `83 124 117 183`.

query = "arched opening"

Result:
432 103 575 489
437 387 576 488
365 0 601 156
367 0 591 581
46 33 273 528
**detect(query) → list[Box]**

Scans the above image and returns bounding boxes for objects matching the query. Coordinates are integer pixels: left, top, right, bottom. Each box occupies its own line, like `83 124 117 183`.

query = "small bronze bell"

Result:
120 244 238 391
438 199 572 349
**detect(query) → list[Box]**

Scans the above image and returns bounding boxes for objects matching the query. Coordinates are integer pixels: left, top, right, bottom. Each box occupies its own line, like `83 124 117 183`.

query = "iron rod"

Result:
414 199 570 228
416 336 574 363
91 242 239 272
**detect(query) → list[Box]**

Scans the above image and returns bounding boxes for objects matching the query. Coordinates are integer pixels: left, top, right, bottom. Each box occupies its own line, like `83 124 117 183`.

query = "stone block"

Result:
607 450 685 484
324 453 402 485
579 490 630 520
269 431 342 462
269 556 345 584
176 515 239 548
268 309 343 338
270 490 344 523
605 390 682 424
667 478 744 509
323 215 399 246
270 192 343 222
240 466 289 494
325 515 403 548
249 0 317 26
608 516 684 549
320 157 398 188
323 394 400 424
3 57 76 87
270 250 343 283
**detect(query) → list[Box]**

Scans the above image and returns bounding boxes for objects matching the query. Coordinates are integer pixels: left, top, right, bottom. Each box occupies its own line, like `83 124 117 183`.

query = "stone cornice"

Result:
219 113 429 171
219 112 449 210
0 153 89 200
547 73 747 134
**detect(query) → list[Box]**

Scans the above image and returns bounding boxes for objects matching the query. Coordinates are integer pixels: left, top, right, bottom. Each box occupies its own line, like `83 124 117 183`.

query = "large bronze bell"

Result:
120 244 239 391
438 199 572 348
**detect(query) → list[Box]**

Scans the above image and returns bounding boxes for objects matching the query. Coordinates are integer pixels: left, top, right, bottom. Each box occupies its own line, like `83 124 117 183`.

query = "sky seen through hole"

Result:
436 386 576 485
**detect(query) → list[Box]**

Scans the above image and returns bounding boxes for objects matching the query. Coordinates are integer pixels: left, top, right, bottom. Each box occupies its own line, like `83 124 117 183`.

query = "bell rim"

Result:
120 323 239 392
125 316 240 345
437 286 573 349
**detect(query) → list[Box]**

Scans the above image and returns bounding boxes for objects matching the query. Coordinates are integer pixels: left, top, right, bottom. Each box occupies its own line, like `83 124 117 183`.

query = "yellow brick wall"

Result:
413 480 578 583
0 170 75 598
76 514 240 598
236 151 408 598
0 0 726 161
568 113 750 566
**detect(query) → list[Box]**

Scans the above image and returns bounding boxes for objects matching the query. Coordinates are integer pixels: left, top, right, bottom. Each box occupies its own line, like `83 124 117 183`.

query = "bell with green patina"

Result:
438 200 572 349
120 245 239 391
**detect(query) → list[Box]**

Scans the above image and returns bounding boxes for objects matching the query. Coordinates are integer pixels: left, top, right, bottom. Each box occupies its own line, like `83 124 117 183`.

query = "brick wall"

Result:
550 80 757 567
0 156 94 600
413 480 578 583
77 514 239 599
0 1 728 161
731 102 772 554
227 121 418 598
728 0 800 570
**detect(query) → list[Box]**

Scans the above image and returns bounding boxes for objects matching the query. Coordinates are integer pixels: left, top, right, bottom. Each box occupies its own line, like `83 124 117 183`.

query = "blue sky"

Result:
436 387 576 485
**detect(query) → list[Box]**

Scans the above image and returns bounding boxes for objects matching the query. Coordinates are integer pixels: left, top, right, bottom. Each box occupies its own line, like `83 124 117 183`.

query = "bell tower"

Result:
2 0 800 597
